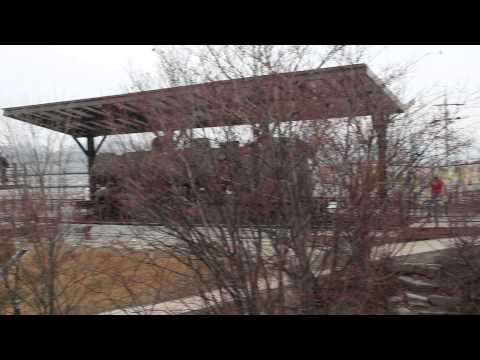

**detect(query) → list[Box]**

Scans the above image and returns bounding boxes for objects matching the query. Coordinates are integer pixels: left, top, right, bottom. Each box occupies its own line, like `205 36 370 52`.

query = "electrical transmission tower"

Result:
433 94 465 166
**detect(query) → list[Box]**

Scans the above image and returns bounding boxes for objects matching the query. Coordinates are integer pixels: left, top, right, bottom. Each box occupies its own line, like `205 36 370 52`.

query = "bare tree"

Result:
1 45 475 315
0 122 202 314
100 45 473 314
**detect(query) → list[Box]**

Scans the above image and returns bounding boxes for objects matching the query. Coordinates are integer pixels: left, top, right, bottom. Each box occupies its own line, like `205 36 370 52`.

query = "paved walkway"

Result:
101 237 471 315
409 214 480 228
101 278 281 315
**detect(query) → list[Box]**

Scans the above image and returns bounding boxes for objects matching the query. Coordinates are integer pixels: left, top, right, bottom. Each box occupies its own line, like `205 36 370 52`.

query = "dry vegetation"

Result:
1 245 198 315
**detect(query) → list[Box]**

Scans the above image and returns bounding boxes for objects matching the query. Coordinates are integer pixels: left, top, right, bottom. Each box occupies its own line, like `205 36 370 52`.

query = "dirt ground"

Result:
0 245 200 315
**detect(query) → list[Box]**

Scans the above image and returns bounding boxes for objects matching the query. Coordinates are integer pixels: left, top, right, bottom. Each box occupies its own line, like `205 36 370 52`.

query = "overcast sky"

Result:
1 45 480 106
1 45 480 155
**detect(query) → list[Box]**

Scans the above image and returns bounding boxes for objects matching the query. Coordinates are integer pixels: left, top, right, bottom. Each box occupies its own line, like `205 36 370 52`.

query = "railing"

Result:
2 163 480 227
1 163 88 190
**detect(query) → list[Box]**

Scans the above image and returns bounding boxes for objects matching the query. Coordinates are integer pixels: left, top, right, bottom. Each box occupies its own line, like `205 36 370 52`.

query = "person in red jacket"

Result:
431 175 445 200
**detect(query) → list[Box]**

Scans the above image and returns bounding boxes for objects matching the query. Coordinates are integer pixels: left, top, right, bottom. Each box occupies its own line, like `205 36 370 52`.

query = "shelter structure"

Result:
2 64 404 199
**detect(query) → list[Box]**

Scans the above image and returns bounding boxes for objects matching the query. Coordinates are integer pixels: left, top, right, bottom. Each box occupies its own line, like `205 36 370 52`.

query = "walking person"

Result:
429 175 445 226
0 153 9 185
431 175 445 200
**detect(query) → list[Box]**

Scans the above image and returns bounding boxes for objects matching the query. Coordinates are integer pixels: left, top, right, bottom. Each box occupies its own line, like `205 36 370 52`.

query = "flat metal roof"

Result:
2 64 404 138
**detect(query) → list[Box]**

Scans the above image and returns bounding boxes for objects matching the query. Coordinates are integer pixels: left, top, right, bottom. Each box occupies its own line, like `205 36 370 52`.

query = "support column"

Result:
72 135 107 201
373 113 388 202
86 136 96 200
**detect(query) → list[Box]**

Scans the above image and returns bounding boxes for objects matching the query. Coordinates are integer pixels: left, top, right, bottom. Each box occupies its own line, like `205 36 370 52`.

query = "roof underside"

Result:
2 64 404 138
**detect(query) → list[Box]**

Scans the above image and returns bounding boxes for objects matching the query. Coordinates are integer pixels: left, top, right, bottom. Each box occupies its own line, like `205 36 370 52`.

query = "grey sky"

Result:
1 45 479 107
0 45 155 107
1 45 480 155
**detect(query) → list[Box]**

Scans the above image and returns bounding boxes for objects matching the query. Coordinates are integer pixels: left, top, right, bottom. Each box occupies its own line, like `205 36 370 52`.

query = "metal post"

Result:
0 249 28 316
73 135 107 200
72 135 107 200
373 113 388 202
86 136 96 200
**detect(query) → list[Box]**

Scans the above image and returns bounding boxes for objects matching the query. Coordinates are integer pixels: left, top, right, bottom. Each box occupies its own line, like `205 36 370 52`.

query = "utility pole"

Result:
433 94 465 166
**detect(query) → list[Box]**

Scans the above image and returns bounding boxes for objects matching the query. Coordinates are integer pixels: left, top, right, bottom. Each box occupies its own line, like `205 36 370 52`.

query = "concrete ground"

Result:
101 236 472 315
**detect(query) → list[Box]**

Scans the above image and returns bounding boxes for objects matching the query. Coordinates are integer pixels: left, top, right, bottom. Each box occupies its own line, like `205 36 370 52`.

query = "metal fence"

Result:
1 163 88 194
